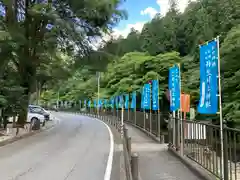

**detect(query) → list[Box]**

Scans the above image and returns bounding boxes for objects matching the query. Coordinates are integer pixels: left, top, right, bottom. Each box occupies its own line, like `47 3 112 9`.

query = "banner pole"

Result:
217 36 224 179
134 92 137 125
157 79 161 138
79 100 81 112
97 72 100 117
127 95 130 122
150 82 152 134
178 64 184 155
173 111 176 147
121 105 124 139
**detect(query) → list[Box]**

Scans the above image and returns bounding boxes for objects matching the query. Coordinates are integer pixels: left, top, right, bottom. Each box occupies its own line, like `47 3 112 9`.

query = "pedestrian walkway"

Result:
125 124 201 180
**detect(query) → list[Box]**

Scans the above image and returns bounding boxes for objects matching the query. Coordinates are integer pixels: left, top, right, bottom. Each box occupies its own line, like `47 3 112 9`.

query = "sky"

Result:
112 0 194 38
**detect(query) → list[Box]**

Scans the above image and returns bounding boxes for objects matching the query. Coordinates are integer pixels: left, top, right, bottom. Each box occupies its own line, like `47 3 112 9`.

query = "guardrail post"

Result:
175 117 179 151
113 116 115 126
160 135 165 144
223 123 229 180
127 137 131 157
131 153 139 180
123 126 128 139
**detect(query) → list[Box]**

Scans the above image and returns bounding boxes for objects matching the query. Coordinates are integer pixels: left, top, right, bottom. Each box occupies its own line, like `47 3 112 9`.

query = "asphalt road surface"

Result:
0 112 118 180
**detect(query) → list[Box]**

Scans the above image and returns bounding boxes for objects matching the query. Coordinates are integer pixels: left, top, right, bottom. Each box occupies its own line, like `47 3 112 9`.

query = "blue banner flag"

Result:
143 84 151 109
198 40 219 114
125 94 129 109
111 98 114 109
98 99 102 108
88 100 91 107
131 92 136 109
84 100 87 107
119 95 124 108
169 65 180 111
152 80 159 111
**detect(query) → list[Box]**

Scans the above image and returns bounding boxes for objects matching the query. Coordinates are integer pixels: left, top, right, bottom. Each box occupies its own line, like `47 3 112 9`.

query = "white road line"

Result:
94 118 114 180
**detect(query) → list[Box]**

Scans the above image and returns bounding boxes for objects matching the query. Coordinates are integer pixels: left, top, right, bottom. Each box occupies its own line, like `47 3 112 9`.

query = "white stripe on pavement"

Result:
94 118 114 180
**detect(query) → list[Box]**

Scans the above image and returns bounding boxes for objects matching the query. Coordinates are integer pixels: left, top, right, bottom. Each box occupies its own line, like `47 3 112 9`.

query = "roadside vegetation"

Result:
42 0 240 127
1 0 240 128
0 0 125 128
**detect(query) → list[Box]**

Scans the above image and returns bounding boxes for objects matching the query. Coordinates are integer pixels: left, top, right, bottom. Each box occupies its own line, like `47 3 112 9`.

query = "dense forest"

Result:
42 0 240 125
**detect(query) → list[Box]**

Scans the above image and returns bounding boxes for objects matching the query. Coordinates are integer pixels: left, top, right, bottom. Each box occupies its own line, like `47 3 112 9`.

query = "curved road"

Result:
0 112 119 180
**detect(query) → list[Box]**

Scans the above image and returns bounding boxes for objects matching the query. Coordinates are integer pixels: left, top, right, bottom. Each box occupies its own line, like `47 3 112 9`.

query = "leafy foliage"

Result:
0 0 125 125
40 0 240 125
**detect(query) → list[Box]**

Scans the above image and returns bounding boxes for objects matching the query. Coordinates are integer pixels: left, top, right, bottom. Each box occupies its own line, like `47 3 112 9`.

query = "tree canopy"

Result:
0 0 125 125
2 0 240 127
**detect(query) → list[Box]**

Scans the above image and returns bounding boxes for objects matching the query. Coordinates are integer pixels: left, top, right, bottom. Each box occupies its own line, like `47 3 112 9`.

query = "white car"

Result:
29 105 51 121
8 109 46 125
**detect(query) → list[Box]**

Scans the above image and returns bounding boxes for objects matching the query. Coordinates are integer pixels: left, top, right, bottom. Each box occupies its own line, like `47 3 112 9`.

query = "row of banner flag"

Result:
169 38 220 114
59 37 220 115
78 79 160 111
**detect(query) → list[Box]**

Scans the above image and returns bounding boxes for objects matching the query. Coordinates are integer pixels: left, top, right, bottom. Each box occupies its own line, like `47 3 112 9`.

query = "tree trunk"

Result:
3 116 8 130
17 86 31 127
17 76 33 126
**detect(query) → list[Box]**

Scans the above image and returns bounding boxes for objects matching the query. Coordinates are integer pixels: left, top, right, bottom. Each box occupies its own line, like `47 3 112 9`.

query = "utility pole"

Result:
57 91 59 109
97 72 100 116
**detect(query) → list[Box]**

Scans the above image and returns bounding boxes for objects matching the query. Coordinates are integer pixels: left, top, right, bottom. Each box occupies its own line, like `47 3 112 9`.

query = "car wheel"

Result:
31 117 41 130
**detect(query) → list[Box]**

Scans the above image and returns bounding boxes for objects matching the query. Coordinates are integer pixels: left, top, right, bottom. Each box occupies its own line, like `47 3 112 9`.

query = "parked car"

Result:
28 105 51 121
8 108 46 127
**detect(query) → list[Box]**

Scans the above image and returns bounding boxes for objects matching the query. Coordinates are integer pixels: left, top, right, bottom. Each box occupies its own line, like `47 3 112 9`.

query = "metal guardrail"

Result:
112 109 240 180
75 109 240 179
103 109 240 180
168 118 240 180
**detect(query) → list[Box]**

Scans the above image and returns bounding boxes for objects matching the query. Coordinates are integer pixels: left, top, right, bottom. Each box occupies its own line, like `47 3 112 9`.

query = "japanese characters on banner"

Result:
152 80 159 111
125 94 129 109
168 65 180 111
143 84 151 110
198 40 218 114
131 92 136 109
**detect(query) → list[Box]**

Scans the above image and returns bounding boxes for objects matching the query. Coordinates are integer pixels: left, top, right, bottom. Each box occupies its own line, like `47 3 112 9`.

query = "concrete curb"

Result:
0 122 56 147
124 121 161 143
168 147 215 180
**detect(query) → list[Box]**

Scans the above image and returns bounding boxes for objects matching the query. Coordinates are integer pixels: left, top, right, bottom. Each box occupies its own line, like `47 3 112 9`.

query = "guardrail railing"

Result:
168 117 240 180
81 111 139 180
77 108 240 180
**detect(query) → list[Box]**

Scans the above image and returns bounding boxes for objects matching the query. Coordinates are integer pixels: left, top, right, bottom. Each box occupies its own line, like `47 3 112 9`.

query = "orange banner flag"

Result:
181 94 190 112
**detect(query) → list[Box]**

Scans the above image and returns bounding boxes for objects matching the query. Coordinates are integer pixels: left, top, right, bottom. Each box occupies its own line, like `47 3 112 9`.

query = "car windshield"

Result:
30 107 44 114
